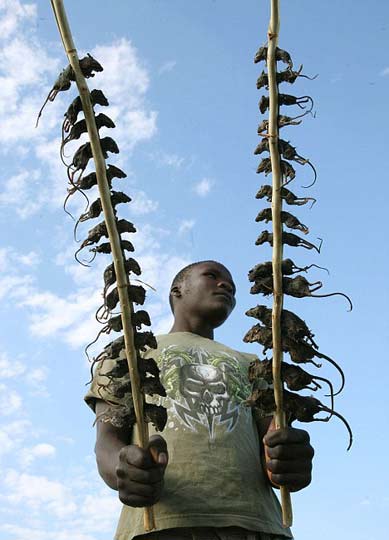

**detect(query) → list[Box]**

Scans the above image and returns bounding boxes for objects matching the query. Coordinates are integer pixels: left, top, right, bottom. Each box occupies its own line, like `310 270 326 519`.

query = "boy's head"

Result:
169 260 236 329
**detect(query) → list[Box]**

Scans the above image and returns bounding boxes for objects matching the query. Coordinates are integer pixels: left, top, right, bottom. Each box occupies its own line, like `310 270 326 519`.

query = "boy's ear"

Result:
170 286 181 298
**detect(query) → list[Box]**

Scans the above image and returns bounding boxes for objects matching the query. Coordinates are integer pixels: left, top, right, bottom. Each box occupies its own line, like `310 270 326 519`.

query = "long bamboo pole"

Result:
50 0 155 530
267 0 293 527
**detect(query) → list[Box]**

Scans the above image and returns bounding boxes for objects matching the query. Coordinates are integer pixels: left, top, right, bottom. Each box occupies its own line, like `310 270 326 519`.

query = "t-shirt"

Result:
85 331 293 540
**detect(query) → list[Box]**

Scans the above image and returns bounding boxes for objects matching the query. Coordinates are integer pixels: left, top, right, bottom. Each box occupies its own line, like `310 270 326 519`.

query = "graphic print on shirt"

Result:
156 344 252 439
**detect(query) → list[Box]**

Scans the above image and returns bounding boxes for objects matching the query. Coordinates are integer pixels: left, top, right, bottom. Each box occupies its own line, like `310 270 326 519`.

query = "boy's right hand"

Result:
116 435 169 507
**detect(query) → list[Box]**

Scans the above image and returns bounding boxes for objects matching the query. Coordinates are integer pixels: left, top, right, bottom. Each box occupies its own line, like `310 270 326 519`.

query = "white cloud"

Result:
0 37 56 88
26 367 49 397
0 171 29 204
2 419 32 437
0 27 60 145
0 463 121 537
153 312 174 335
65 314 105 352
0 525 96 540
121 109 157 145
130 190 159 215
178 219 195 235
77 490 122 532
0 247 39 273
34 136 72 212
4 469 77 518
162 153 184 168
158 60 177 75
380 67 389 76
4 247 112 351
16 250 40 266
91 39 157 152
0 430 14 456
0 485 120 539
0 4 62 217
34 442 55 457
0 352 26 378
130 222 169 255
0 273 35 305
0 383 22 416
193 177 214 197
150 150 185 168
57 247 105 287
137 253 189 300
92 38 149 103
19 443 56 468
0 419 33 458
0 0 37 41
0 246 108 351
28 367 47 384
0 169 46 219
55 435 75 445
0 247 8 270
18 287 102 348
0 350 47 396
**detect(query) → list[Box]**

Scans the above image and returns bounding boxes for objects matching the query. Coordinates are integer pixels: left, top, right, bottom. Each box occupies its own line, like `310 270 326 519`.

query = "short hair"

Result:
169 260 223 313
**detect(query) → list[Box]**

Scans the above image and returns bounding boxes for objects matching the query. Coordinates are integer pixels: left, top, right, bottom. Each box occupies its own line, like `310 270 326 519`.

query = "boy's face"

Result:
175 262 236 328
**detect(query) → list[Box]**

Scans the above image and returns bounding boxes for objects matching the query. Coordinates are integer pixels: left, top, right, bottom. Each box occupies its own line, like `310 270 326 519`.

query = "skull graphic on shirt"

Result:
176 361 246 438
157 345 252 439
179 364 229 417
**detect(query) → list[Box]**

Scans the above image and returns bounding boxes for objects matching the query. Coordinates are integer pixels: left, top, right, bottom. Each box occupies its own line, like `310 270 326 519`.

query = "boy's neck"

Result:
169 316 214 340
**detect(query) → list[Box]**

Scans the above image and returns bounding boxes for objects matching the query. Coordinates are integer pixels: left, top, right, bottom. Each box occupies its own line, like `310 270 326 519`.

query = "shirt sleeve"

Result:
84 356 125 413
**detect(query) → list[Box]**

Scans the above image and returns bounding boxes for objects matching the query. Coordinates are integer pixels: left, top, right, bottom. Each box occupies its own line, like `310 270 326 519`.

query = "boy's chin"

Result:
207 306 232 328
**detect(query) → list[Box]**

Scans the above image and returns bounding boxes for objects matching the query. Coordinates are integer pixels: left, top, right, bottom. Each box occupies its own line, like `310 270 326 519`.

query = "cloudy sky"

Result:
0 1 388 539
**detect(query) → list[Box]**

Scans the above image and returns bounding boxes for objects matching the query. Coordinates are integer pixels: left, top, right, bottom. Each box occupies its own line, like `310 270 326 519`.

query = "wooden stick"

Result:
267 0 293 527
50 0 155 531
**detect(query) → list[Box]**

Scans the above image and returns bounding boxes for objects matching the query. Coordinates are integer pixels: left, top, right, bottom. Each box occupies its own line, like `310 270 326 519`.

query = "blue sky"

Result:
0 1 388 539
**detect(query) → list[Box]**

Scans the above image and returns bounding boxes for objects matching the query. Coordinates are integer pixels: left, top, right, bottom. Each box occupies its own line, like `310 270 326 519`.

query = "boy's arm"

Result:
256 414 314 493
94 399 132 490
94 399 169 507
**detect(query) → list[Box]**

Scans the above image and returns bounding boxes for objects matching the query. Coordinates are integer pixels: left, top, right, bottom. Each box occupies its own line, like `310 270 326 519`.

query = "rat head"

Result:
169 261 236 330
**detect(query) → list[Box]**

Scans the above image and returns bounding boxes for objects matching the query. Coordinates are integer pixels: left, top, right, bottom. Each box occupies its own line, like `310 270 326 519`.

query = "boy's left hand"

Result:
263 421 314 492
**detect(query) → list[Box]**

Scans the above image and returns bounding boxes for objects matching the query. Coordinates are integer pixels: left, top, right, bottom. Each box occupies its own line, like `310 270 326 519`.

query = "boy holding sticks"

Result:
85 260 314 540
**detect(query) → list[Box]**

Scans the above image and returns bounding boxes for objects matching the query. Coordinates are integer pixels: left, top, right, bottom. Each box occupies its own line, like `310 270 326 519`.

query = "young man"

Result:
85 260 314 540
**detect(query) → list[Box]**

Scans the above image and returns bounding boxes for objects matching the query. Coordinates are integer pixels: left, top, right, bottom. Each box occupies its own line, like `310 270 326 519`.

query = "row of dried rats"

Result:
39 54 167 433
245 45 352 450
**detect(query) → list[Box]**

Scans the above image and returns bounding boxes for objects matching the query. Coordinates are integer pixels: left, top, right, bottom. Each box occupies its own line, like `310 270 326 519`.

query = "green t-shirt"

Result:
85 332 292 540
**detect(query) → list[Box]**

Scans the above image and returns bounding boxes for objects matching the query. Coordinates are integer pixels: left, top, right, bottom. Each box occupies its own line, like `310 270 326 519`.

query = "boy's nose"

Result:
217 281 233 294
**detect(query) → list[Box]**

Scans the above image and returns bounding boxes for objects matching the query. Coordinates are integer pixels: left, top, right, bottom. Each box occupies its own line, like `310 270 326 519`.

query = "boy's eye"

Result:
203 271 236 295
204 272 217 279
